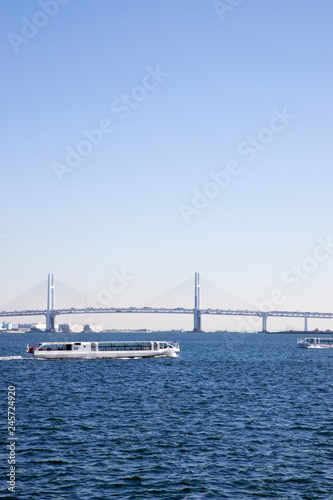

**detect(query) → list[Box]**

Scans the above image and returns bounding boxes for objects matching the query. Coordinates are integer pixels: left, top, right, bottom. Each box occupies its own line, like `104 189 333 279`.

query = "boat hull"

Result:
307 344 333 349
28 340 180 359
33 349 178 359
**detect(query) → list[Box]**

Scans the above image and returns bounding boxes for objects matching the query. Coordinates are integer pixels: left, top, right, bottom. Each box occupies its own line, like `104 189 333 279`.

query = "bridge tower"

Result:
193 272 201 332
46 274 56 331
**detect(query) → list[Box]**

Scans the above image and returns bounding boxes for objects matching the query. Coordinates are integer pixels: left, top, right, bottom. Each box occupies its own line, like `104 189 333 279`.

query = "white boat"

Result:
297 337 333 349
26 340 180 359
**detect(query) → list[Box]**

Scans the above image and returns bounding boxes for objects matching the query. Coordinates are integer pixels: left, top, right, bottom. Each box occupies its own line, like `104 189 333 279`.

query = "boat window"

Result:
39 344 59 351
91 343 96 351
98 343 113 351
97 342 153 351
65 344 72 350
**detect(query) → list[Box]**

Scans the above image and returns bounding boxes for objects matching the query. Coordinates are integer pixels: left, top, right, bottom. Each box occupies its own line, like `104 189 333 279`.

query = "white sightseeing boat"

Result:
26 340 180 359
297 337 333 349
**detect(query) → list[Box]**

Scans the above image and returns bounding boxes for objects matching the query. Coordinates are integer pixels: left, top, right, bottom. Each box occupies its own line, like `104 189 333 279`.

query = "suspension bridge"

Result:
1 273 333 332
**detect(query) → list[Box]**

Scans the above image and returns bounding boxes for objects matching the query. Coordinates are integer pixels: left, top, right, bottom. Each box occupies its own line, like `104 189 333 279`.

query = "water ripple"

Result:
1 332 333 499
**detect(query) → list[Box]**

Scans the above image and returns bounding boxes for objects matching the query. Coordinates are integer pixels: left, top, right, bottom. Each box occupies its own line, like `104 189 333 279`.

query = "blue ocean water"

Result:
1 331 333 499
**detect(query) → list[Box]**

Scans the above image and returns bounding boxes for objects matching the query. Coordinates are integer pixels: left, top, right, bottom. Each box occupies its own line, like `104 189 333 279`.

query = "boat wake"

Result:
0 356 29 361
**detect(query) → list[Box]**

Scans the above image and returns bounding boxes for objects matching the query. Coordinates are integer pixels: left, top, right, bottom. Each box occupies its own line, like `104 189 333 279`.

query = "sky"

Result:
1 0 333 331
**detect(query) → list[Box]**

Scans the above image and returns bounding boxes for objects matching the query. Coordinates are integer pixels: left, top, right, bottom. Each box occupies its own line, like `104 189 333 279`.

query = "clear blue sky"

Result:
1 0 333 331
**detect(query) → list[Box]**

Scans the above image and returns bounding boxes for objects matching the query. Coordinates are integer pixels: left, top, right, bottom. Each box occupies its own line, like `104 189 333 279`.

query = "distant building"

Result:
18 323 32 330
0 322 12 330
30 323 47 332
58 324 70 332
84 324 103 333
59 323 83 333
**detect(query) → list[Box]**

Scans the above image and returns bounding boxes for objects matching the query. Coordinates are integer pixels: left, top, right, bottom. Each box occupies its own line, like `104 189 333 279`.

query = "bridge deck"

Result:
1 307 333 319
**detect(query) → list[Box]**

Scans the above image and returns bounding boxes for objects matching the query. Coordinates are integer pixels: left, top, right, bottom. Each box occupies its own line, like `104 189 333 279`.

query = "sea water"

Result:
0 332 333 499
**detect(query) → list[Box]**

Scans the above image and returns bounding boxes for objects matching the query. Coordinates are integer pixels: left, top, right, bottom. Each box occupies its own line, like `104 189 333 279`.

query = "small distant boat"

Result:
297 337 333 349
26 340 180 359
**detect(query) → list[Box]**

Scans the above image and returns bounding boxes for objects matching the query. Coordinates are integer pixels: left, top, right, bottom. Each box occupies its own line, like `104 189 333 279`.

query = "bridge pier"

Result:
262 314 268 333
46 274 55 331
193 272 202 332
49 315 55 331
304 316 308 332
